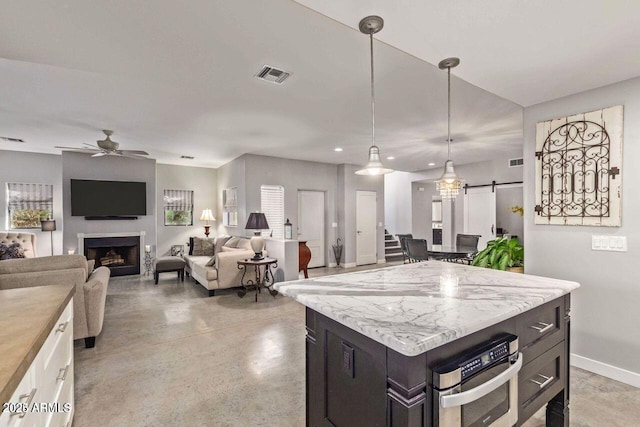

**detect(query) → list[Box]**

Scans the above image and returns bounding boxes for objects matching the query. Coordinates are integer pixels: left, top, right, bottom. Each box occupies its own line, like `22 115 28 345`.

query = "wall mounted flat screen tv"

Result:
71 179 147 217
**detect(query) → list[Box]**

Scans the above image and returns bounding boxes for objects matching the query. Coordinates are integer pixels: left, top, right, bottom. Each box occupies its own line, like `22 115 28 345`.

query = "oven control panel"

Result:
461 341 511 379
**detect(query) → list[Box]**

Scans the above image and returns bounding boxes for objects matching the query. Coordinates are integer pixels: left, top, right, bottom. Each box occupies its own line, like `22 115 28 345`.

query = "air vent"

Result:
181 155 194 159
255 65 291 85
1 136 25 143
509 158 524 168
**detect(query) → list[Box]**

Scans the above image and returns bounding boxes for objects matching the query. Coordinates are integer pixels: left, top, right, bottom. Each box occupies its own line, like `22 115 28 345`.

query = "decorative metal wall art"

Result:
535 105 623 226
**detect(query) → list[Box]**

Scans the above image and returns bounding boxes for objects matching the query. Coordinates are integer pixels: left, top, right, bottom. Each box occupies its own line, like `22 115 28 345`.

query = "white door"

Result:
298 191 325 268
356 190 377 266
464 187 496 250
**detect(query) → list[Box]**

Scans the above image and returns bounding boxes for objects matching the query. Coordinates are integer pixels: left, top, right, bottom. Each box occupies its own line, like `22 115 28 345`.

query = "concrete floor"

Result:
73 264 640 426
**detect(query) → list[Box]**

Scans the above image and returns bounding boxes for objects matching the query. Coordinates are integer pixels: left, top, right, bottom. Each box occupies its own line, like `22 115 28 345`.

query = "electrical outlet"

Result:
592 236 627 252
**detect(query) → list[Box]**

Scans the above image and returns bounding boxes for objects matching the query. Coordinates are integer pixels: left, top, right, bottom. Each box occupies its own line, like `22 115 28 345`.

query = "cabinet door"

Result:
0 367 40 427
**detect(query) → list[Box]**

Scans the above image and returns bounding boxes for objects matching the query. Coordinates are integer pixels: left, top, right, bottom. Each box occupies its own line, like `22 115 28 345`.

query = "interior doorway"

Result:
298 190 325 268
356 190 377 266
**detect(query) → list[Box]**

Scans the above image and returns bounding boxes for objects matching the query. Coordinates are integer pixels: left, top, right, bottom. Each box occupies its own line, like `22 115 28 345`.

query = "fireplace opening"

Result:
84 236 140 276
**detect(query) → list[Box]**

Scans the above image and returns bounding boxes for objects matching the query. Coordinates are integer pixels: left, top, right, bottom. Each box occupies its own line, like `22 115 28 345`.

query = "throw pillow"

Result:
224 237 244 248
0 243 25 260
205 256 216 267
214 236 231 253
191 237 215 256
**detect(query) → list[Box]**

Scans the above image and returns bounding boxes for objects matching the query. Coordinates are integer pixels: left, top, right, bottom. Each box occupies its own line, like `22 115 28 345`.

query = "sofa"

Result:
0 231 37 258
184 236 262 296
0 254 110 348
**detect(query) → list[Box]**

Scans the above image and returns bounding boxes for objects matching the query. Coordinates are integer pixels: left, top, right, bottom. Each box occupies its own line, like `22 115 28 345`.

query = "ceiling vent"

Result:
255 65 291 85
509 157 524 168
181 155 194 159
1 136 25 143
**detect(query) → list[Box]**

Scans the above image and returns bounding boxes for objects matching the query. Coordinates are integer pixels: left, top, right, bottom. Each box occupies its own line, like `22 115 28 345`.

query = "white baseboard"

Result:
571 353 640 388
343 262 356 268
377 259 386 264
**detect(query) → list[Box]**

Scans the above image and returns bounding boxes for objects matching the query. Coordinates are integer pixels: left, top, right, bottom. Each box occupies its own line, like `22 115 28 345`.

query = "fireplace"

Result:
84 236 140 276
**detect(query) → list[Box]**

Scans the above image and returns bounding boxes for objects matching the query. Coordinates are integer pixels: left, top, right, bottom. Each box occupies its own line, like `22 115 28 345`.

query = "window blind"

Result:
7 183 53 211
261 185 284 239
223 187 238 226
163 189 194 211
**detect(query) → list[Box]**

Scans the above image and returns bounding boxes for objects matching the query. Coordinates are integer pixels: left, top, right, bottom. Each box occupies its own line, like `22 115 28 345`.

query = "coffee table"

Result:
236 257 278 302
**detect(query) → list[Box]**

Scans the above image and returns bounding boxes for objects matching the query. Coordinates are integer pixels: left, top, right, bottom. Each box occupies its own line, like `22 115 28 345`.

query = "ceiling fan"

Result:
55 130 150 159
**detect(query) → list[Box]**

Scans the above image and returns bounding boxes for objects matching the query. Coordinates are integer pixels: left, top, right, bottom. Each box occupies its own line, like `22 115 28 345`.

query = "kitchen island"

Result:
274 262 579 427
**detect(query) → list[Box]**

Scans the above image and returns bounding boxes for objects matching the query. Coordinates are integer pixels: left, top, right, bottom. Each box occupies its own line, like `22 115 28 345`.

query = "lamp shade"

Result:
355 146 394 176
245 212 269 230
199 209 216 222
41 219 56 232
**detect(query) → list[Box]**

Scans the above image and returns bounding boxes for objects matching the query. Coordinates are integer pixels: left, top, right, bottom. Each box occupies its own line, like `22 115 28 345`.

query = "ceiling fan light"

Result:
355 146 394 175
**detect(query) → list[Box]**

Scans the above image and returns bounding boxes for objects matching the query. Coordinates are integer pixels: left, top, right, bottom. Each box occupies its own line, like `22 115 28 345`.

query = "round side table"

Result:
236 257 278 302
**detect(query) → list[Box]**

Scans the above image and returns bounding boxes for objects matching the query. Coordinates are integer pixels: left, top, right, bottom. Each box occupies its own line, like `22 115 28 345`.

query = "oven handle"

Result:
440 352 522 408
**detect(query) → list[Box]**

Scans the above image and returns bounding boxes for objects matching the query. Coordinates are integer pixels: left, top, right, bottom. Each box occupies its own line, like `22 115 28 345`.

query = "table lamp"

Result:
245 212 269 260
200 209 215 237
40 219 56 256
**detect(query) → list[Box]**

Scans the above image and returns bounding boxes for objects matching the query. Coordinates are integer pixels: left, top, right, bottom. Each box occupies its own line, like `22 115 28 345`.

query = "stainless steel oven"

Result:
433 334 521 427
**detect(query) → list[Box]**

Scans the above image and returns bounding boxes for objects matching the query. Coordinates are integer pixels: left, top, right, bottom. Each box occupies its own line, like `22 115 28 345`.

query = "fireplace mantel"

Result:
78 231 146 274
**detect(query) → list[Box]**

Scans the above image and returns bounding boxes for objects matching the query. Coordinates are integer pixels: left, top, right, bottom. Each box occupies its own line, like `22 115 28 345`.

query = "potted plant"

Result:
471 237 524 272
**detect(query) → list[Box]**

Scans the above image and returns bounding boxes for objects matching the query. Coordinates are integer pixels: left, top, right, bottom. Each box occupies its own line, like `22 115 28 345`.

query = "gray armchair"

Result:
0 254 110 348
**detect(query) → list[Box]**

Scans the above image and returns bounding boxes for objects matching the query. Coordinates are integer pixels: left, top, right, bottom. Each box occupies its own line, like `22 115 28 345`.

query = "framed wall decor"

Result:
534 105 623 226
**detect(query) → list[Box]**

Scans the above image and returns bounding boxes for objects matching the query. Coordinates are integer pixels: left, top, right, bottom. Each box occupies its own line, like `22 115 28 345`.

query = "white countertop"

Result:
274 262 580 356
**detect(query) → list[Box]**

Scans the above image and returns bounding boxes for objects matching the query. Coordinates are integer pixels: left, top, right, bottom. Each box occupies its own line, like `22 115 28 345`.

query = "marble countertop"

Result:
274 262 580 356
0 283 75 405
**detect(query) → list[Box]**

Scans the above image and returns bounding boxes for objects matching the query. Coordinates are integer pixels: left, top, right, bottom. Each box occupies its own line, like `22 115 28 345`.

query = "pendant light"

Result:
355 16 393 176
435 57 464 198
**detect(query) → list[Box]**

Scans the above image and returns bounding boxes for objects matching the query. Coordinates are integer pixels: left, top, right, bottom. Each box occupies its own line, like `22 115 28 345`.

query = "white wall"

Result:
524 76 640 384
0 150 63 256
62 152 157 254
156 164 217 256
384 171 412 235
244 154 338 266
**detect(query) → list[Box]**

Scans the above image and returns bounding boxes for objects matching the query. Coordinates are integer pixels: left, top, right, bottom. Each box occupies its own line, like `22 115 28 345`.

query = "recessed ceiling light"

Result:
181 155 194 159
428 162 435 166
334 147 343 152
387 156 395 160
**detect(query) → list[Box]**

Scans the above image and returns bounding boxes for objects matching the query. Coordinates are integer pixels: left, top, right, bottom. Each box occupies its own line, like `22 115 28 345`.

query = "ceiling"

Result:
0 0 523 170
295 0 640 107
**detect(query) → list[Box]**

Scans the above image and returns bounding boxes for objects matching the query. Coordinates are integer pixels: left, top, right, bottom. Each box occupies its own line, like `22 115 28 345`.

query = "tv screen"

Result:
71 179 147 217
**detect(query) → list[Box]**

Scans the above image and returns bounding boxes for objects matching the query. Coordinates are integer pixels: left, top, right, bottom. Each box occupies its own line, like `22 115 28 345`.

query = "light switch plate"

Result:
331 222 338 228
592 235 627 252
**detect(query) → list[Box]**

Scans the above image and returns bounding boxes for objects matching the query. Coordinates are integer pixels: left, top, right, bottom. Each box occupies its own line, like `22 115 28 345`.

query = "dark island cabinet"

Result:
306 295 571 427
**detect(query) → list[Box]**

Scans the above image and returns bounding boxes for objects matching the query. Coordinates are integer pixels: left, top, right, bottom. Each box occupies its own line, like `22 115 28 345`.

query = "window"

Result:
261 185 284 239
223 187 238 227
163 190 194 226
6 183 54 229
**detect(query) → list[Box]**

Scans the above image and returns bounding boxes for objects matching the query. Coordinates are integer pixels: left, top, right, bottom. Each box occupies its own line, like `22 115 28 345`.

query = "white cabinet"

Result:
0 300 74 427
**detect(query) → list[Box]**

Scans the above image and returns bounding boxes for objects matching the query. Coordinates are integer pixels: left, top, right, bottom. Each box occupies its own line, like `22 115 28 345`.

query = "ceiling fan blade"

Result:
83 143 99 148
120 150 149 156
121 153 150 160
55 146 101 153
91 152 107 157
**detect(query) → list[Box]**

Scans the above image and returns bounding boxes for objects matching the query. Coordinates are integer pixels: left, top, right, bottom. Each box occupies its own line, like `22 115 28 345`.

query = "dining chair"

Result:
456 234 481 264
405 238 429 263
396 233 413 263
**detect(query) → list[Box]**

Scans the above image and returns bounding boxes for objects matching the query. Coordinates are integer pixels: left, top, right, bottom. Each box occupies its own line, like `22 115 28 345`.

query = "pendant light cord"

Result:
369 32 375 148
447 66 451 161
